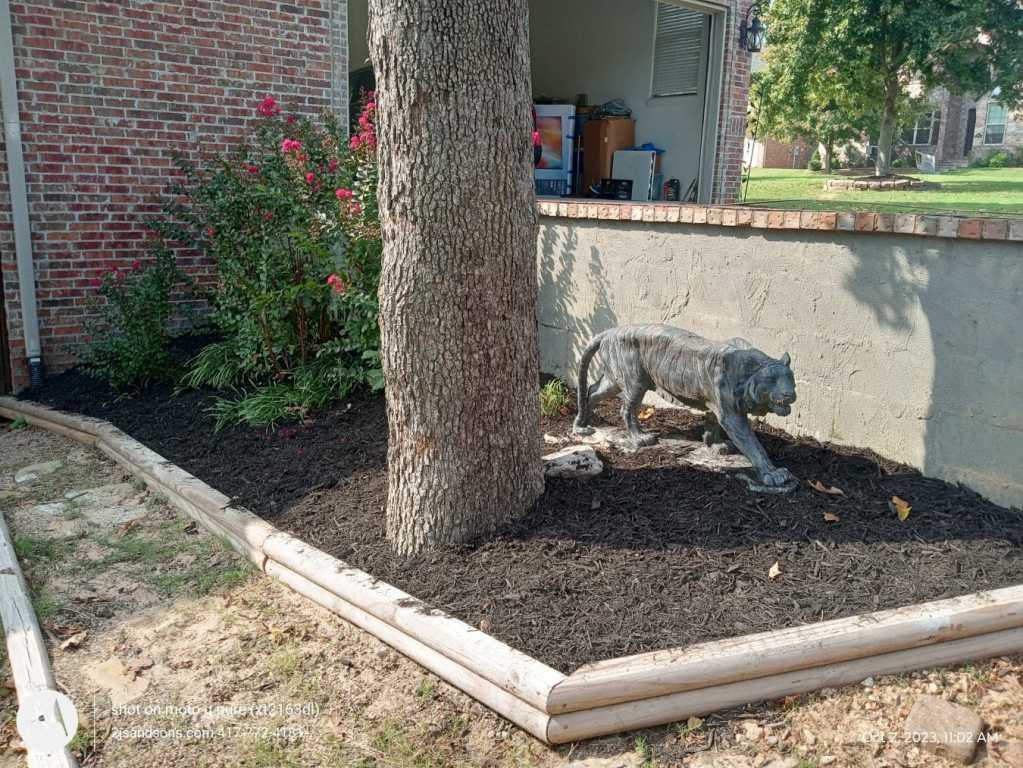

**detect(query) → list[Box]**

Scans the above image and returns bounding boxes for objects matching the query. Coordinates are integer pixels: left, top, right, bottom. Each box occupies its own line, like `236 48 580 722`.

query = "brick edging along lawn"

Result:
537 199 1023 242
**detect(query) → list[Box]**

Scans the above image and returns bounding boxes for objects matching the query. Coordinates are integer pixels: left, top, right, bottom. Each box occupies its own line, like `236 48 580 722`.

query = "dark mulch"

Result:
20 365 1023 673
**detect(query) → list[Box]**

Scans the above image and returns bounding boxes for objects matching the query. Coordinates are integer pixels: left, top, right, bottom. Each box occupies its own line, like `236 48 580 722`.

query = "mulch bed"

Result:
20 366 1023 673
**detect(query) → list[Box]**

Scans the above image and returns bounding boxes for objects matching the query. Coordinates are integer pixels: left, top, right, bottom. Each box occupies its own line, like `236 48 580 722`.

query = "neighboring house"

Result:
1 0 752 392
899 88 1022 170
743 136 813 169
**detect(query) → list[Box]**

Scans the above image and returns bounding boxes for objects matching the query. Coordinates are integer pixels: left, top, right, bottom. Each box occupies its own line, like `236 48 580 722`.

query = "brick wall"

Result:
0 0 347 391
711 0 752 204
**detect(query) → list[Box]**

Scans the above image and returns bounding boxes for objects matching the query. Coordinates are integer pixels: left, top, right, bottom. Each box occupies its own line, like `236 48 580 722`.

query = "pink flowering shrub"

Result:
82 246 185 389
157 96 382 425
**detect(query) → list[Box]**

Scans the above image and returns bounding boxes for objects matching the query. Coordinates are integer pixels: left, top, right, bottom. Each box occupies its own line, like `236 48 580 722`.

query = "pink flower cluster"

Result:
335 187 362 216
327 273 347 295
257 96 280 118
349 97 377 152
281 138 303 154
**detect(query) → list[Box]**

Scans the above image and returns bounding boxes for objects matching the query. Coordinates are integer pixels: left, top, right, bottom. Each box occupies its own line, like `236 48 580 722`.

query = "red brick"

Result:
958 219 983 239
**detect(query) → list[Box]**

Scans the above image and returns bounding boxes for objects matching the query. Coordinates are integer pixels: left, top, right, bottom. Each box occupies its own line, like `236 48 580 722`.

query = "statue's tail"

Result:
574 332 606 432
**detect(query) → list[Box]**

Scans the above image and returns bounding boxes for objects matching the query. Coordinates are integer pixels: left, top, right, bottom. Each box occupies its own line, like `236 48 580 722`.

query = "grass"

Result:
741 167 1023 215
14 535 71 565
539 378 571 418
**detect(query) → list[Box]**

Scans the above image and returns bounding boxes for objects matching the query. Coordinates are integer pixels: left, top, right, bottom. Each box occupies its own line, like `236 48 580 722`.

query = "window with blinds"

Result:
651 3 705 98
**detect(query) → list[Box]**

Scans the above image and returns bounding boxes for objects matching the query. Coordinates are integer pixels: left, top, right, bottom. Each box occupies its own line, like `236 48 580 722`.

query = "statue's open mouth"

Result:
771 396 794 416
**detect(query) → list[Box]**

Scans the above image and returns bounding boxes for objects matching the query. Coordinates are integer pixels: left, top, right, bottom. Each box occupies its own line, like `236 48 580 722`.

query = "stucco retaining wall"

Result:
537 218 1023 508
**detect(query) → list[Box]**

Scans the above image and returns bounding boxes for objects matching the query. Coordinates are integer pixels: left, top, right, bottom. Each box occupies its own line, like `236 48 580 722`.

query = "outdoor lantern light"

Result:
740 3 767 53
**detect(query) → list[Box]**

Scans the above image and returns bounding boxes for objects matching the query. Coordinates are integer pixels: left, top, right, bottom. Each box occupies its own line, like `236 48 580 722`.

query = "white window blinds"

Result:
652 3 705 98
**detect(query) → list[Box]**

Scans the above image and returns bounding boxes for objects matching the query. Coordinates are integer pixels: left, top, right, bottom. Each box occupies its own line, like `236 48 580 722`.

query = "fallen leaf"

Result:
0 678 15 691
116 519 140 536
823 512 841 523
768 561 782 580
808 479 845 496
889 495 912 521
686 715 703 731
60 631 88 651
183 521 199 535
478 618 492 633
637 406 655 421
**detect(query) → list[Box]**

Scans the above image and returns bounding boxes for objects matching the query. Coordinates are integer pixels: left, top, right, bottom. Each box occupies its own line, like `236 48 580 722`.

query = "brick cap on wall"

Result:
537 199 1023 242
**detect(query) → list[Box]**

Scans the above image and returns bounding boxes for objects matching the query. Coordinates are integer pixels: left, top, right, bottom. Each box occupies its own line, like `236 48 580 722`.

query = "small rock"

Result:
543 433 567 445
741 720 764 741
903 694 983 764
861 676 875 688
542 445 603 479
820 757 836 766
14 459 63 484
804 729 817 746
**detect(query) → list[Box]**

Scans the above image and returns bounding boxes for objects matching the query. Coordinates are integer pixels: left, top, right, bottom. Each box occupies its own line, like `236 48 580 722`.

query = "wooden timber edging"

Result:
0 511 78 767
2 394 1022 745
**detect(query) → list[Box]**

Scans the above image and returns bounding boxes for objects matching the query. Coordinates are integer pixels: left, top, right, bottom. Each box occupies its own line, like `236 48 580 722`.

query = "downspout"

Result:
0 0 42 386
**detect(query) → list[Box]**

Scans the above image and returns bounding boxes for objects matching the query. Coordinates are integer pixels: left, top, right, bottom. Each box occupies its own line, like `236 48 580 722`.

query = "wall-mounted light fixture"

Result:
739 3 767 53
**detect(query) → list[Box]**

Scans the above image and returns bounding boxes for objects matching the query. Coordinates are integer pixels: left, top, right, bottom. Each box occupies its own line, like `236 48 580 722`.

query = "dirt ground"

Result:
0 421 1022 767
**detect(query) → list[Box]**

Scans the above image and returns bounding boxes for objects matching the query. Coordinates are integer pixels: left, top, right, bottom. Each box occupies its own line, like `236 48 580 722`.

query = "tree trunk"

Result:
368 0 543 556
820 139 834 174
874 75 900 177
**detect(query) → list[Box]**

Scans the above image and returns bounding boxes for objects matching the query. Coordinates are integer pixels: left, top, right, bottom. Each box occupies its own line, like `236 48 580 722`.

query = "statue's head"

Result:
745 352 797 416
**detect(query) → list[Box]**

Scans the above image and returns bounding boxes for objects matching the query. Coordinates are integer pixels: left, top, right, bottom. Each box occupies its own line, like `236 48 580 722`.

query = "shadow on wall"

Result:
537 223 618 382
842 238 1023 506
536 217 1023 508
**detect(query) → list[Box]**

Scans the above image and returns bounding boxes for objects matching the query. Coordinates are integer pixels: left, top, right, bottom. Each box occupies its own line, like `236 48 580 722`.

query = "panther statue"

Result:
573 324 798 488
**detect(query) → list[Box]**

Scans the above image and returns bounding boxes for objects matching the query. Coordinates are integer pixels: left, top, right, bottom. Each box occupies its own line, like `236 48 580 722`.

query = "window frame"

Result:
650 2 707 99
984 102 1008 145
901 111 938 146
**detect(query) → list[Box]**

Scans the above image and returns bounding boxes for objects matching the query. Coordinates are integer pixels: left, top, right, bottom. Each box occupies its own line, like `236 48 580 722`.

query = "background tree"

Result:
751 67 876 173
368 0 543 556
762 0 1023 176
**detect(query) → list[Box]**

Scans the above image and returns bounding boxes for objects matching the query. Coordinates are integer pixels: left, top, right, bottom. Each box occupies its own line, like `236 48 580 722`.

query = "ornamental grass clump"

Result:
158 95 383 427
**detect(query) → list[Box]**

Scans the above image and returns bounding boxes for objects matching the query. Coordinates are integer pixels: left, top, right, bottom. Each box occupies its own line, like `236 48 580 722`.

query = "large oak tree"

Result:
762 0 1023 176
368 0 543 556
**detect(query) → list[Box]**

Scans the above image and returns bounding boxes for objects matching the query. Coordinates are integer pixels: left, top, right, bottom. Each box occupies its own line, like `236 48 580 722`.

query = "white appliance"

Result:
612 150 658 201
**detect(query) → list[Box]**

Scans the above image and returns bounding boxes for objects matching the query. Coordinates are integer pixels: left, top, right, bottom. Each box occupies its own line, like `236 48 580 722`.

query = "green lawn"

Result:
741 167 1023 216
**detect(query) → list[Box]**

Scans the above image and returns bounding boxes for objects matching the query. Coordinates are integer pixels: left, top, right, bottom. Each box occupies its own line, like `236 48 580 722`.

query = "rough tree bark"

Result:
368 0 543 556
874 74 900 177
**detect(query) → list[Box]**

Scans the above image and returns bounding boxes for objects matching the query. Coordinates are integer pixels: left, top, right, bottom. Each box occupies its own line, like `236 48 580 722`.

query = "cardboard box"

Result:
582 118 635 196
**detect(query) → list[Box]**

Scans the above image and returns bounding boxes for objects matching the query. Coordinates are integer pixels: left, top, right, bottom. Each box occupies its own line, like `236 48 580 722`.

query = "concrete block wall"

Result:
537 214 1023 508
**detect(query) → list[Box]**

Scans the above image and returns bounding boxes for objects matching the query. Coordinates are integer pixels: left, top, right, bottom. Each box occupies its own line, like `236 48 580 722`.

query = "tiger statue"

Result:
573 324 797 488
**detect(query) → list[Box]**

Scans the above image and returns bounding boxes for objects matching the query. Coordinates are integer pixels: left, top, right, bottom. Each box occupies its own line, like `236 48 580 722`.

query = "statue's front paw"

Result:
632 433 658 448
573 419 595 436
761 467 796 487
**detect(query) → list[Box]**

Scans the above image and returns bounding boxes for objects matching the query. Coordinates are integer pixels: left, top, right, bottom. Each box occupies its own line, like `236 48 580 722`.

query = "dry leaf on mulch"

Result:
808 479 845 496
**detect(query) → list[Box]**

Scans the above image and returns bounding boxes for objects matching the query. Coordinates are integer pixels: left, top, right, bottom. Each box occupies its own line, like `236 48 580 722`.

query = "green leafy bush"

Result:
82 247 185 389
986 151 1011 168
971 149 1023 168
161 96 383 426
807 148 822 171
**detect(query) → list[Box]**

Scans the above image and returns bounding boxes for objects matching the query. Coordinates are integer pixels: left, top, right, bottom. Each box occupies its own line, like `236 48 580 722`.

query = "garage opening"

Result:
346 0 725 204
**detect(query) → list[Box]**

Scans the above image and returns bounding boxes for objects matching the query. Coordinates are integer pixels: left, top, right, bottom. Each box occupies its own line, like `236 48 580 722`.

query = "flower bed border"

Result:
3 395 1023 745
536 199 1023 242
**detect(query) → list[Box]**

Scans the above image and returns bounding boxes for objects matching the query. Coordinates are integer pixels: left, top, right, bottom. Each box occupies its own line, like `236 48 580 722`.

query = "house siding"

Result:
0 0 348 390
